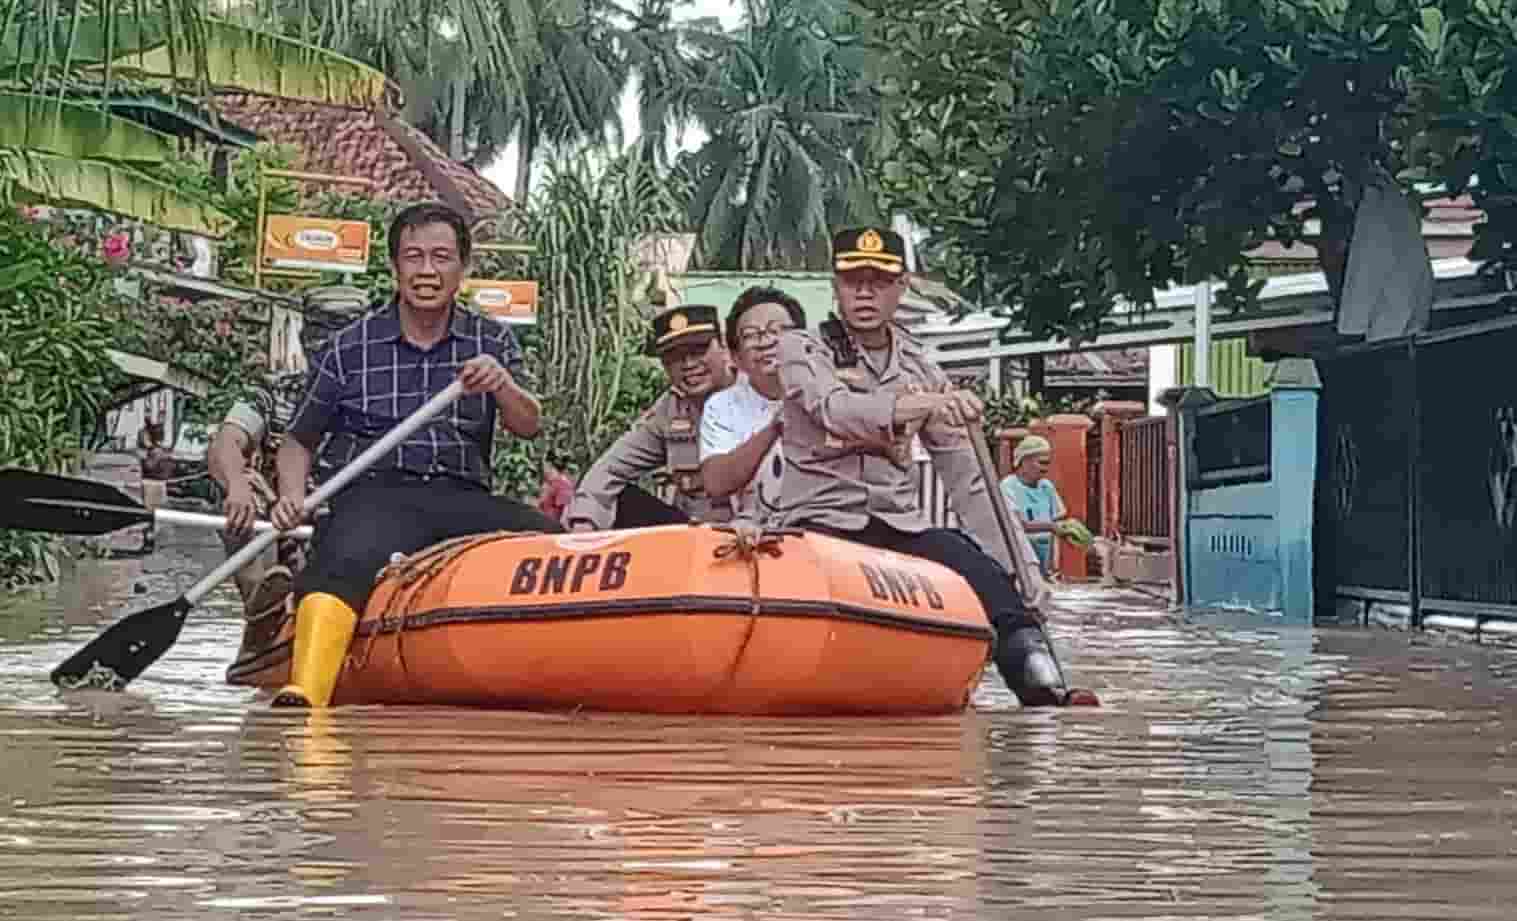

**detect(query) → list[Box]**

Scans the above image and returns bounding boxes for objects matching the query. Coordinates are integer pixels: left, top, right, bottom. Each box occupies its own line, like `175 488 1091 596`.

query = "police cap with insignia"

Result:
646 304 721 356
832 226 906 275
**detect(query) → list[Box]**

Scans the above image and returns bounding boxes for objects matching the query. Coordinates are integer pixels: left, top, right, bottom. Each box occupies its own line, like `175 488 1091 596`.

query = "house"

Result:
212 94 513 226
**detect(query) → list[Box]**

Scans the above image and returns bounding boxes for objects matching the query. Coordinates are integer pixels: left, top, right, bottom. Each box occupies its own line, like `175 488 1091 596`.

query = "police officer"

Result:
564 304 737 530
773 226 1073 707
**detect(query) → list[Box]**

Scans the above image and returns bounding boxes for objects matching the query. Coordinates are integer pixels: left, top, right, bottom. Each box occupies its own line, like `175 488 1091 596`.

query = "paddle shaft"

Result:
967 426 1042 609
156 508 314 539
182 381 466 605
19 497 315 539
967 425 1072 691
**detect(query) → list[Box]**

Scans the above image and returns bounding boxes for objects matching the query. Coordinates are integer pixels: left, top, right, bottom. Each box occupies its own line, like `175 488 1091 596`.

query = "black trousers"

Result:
807 518 1035 635
612 485 691 529
298 472 564 611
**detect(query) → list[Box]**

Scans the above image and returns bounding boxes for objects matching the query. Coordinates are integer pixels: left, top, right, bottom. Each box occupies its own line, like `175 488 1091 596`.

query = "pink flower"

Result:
102 232 131 266
214 317 233 337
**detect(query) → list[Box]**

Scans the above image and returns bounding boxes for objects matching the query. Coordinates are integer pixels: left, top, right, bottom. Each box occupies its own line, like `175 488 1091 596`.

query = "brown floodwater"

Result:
0 523 1514 919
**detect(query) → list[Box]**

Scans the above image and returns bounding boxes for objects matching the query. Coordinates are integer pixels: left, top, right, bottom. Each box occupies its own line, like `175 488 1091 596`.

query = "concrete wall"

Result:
1178 359 1321 620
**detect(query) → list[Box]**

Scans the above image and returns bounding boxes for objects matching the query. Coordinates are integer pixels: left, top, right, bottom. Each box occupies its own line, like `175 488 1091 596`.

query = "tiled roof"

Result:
1248 194 1480 263
1046 348 1148 386
212 94 512 224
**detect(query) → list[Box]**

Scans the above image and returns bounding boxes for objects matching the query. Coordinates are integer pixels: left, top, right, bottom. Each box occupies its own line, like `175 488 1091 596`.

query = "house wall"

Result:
1175 339 1275 397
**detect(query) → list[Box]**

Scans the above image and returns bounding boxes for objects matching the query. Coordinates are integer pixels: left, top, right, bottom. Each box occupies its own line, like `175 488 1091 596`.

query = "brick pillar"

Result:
1091 401 1146 540
1028 413 1094 580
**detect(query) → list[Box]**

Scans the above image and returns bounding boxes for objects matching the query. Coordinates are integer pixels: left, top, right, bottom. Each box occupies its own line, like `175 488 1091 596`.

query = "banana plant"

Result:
0 4 397 237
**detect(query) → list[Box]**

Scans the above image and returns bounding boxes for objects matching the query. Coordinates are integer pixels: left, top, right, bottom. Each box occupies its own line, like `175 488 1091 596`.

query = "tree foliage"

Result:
0 210 117 586
518 145 682 477
679 0 882 269
863 0 1517 339
1 3 395 234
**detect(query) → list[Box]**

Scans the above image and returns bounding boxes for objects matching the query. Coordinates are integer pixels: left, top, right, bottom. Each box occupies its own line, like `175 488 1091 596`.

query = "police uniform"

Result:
564 305 735 530
772 227 1067 707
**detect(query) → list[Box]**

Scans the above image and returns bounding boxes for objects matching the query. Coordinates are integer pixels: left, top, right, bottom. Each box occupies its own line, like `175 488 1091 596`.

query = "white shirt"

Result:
699 374 784 523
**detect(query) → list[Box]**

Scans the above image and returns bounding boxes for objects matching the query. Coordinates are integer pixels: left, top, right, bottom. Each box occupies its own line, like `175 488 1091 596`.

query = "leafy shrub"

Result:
0 211 116 585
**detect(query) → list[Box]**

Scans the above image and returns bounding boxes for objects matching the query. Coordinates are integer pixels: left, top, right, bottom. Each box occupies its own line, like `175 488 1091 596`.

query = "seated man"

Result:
564 305 736 531
208 308 355 624
699 286 806 524
773 226 1073 707
269 202 563 709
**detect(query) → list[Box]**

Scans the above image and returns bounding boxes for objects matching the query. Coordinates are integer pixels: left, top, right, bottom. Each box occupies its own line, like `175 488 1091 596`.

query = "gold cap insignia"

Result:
669 312 688 332
858 229 884 253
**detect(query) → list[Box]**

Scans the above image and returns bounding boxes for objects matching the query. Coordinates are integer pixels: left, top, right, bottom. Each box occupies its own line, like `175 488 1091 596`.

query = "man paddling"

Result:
208 302 357 625
772 226 1074 707
563 304 737 530
699 286 806 524
269 202 562 709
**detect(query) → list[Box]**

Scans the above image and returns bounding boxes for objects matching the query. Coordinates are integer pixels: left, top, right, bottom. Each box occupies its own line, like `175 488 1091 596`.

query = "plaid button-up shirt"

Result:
288 300 526 488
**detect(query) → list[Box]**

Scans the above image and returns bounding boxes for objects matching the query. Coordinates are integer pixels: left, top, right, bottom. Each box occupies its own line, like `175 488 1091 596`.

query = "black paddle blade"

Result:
51 596 192 691
0 469 151 536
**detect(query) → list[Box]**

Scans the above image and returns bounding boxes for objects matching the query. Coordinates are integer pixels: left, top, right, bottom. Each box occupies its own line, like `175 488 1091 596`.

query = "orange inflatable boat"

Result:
226 524 994 715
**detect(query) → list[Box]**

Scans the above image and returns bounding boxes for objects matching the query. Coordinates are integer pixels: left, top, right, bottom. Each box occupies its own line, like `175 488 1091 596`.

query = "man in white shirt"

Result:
699 286 806 524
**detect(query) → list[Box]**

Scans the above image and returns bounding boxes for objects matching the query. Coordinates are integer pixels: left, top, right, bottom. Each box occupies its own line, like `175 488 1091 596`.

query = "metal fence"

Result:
1119 415 1171 540
1417 321 1517 612
1316 342 1416 599
1316 318 1517 622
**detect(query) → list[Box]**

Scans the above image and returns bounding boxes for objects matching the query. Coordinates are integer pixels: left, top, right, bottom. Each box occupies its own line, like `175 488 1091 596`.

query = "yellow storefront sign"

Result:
262 214 371 274
462 280 538 325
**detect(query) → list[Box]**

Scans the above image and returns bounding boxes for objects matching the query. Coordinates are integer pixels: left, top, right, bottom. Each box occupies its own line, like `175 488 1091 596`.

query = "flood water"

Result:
0 524 1514 919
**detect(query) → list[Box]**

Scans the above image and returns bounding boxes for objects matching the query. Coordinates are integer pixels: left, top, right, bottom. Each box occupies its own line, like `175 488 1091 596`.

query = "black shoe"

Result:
993 626 1068 708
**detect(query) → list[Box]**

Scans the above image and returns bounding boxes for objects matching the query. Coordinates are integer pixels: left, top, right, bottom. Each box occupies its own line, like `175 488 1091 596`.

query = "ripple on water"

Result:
1 561 1515 919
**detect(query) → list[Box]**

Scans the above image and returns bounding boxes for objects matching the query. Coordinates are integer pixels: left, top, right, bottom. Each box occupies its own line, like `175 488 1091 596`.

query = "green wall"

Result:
1176 338 1275 397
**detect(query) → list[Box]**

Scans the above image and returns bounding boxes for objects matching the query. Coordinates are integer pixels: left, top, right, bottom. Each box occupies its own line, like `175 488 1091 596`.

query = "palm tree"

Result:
269 0 630 201
680 0 880 270
2 2 395 236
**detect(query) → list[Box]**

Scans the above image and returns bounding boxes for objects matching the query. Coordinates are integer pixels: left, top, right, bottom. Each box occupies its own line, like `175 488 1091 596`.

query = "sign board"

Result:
263 214 370 274
462 279 538 325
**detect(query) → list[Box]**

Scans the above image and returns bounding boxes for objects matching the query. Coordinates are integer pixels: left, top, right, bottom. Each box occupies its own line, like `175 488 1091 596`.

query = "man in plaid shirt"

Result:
268 202 561 709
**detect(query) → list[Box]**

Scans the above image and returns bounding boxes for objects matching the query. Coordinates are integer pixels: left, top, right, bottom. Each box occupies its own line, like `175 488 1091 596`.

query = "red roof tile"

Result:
1248 195 1481 262
213 94 512 224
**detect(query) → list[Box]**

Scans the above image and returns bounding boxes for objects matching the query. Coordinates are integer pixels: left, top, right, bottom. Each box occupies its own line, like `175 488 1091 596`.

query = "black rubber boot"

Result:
992 625 1068 708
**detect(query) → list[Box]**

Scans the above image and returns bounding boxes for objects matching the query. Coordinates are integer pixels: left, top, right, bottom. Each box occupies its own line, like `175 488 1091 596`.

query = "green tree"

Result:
862 0 1517 339
681 0 881 270
519 143 684 472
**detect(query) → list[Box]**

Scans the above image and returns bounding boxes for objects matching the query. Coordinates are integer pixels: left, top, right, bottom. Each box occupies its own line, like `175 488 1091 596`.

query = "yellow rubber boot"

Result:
271 593 359 709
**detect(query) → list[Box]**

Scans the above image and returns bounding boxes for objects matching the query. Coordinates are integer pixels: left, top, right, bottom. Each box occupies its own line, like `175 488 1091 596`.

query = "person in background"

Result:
699 286 806 524
208 307 356 624
137 417 176 481
536 457 576 524
998 435 1070 576
563 305 737 531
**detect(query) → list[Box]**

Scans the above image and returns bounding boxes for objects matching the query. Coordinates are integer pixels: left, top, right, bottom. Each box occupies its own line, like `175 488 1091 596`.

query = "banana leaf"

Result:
0 149 234 237
0 93 176 163
2 15 397 110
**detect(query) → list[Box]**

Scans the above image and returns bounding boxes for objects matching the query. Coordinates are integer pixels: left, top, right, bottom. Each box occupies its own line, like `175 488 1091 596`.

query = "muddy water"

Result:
0 525 1514 919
